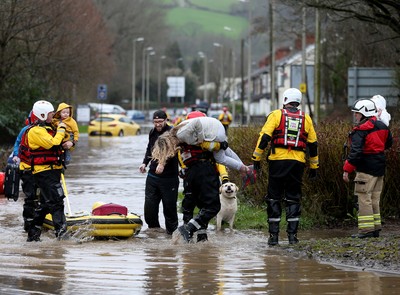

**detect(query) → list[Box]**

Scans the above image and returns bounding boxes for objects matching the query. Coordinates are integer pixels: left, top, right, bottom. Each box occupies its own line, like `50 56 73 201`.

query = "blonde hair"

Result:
151 131 181 165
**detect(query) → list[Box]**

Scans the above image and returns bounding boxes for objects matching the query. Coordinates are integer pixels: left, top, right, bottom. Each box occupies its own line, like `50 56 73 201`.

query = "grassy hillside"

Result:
158 0 248 39
166 7 247 39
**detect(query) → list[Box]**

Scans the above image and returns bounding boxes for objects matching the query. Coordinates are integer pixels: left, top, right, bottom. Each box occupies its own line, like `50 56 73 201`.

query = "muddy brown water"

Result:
1 135 399 294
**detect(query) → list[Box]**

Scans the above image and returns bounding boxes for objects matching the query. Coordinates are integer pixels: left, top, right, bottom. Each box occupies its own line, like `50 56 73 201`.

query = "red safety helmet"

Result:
186 111 206 120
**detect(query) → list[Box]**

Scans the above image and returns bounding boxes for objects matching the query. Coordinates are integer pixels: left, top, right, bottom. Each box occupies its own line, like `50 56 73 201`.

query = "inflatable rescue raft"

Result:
43 202 142 238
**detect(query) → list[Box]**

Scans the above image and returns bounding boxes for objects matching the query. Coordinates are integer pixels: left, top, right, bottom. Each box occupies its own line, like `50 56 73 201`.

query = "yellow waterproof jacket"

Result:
218 112 232 126
53 102 79 142
27 124 66 174
252 109 319 169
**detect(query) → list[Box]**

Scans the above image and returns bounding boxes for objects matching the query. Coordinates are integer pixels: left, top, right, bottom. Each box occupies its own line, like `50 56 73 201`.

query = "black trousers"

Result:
32 169 66 236
21 170 39 224
144 174 179 234
183 161 220 230
266 160 304 234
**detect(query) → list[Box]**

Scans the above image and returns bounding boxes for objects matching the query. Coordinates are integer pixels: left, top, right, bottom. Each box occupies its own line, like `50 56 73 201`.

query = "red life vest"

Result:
272 109 308 151
180 144 214 167
18 125 63 167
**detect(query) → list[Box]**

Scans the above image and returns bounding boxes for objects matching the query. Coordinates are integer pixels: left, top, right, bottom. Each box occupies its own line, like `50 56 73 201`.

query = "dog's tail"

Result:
242 165 257 189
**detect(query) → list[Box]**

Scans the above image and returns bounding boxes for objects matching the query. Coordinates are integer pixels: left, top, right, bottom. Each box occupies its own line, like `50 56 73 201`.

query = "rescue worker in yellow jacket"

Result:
251 88 319 246
25 100 73 242
218 106 232 134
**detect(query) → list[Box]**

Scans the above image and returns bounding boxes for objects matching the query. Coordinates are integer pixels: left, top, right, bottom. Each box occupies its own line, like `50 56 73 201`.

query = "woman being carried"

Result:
152 116 249 175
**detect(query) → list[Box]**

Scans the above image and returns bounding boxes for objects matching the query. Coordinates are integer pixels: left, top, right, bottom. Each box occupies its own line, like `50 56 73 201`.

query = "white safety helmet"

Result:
371 94 386 110
352 99 377 117
283 88 302 105
32 100 54 121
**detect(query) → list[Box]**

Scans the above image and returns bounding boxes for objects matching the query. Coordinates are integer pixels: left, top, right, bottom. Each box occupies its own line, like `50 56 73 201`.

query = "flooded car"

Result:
88 114 141 136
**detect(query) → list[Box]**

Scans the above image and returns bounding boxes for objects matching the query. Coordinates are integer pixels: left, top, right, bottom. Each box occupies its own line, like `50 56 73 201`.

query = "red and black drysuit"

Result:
180 144 221 240
343 116 392 234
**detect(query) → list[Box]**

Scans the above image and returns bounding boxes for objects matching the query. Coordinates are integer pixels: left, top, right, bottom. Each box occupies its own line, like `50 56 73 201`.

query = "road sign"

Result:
97 84 107 100
167 77 185 97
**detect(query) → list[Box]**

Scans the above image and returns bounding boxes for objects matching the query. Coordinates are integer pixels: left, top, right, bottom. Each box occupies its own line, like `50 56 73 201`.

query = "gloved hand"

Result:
253 161 261 173
220 141 229 150
308 168 317 180
179 168 187 179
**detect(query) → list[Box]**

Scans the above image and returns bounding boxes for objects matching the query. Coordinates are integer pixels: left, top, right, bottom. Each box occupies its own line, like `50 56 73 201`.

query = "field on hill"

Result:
158 0 248 39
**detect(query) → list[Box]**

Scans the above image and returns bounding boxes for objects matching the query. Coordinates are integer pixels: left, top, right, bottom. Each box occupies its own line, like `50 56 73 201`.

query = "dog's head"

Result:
219 182 239 199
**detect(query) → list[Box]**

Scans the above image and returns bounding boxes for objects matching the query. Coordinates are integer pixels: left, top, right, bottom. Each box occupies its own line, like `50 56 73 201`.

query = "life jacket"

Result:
272 109 307 152
18 125 63 167
180 143 214 167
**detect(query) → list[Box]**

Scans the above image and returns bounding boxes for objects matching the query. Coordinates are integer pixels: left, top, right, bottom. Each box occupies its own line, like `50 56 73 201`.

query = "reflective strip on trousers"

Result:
287 218 299 222
374 213 381 226
189 219 201 230
358 215 374 231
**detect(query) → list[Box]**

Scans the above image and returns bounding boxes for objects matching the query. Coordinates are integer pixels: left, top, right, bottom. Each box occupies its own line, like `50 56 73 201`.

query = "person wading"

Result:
25 100 72 242
139 110 179 235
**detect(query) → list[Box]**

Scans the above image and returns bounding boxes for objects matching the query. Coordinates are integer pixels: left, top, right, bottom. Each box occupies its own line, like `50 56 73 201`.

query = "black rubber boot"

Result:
351 232 375 239
288 233 299 244
27 226 41 242
178 222 196 243
268 233 279 246
196 229 208 243
267 220 280 246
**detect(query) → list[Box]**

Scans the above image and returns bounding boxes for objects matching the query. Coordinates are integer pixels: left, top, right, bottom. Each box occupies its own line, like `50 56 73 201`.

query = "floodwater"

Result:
1 134 400 295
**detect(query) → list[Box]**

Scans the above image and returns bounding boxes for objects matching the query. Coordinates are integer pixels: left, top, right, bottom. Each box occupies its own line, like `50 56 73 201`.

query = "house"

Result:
247 37 315 119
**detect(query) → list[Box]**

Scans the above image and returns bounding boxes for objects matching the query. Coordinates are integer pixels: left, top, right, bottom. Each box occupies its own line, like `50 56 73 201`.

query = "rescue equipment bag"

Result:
4 163 20 201
92 202 128 216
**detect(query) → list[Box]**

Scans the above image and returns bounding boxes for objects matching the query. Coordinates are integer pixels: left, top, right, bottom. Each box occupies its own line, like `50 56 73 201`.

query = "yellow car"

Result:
88 114 141 136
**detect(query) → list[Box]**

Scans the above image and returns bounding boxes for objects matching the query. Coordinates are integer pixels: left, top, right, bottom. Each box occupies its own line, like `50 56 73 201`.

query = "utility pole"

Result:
132 37 143 110
157 55 166 106
269 1 276 111
301 6 307 111
246 4 252 124
314 1 321 123
241 39 245 125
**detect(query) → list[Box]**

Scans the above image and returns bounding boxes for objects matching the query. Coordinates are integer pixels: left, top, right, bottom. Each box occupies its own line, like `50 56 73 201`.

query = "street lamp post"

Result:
141 46 153 111
213 42 223 105
198 51 209 104
146 51 156 115
157 55 166 106
132 37 144 110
